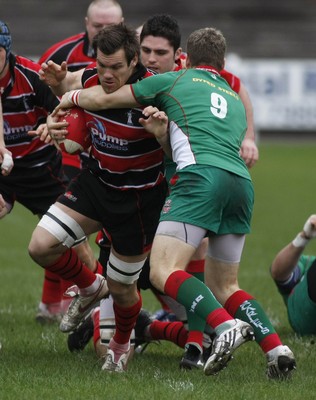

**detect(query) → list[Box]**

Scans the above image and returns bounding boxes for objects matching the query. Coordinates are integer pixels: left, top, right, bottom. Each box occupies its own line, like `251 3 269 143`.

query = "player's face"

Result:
0 47 8 78
85 5 123 45
141 35 179 74
96 48 137 94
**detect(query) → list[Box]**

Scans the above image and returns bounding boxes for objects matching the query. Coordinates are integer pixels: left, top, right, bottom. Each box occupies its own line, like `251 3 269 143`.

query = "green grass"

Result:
1 142 316 399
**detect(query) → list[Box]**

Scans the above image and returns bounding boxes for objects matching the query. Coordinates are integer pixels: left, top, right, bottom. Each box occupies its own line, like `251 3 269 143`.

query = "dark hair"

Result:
140 14 181 52
186 27 226 70
93 23 140 64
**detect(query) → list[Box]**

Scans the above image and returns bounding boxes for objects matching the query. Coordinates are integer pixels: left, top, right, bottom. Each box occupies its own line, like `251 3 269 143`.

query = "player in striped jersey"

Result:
29 23 168 372
0 20 98 324
37 0 124 324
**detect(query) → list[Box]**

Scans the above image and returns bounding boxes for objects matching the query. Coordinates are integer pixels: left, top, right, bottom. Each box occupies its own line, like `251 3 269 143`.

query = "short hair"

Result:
186 27 226 70
93 23 140 64
140 14 181 52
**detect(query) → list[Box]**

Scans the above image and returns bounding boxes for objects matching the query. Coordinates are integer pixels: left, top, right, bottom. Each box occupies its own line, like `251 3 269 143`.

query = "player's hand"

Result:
46 111 69 142
303 215 316 239
39 60 67 87
28 123 53 144
139 106 168 139
52 91 76 116
0 147 14 176
240 138 259 168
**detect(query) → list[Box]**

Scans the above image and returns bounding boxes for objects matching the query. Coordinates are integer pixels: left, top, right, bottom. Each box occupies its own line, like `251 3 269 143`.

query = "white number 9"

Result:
210 93 227 119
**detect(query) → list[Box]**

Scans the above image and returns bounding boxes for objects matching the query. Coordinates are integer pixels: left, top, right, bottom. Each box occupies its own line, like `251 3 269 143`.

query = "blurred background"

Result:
2 0 316 135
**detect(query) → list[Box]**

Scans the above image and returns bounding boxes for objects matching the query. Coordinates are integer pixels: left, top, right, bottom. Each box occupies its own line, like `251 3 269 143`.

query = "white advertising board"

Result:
226 56 316 131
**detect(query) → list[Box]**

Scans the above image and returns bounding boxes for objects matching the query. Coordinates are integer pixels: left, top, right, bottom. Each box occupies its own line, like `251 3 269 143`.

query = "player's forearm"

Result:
238 82 255 142
70 85 137 111
0 99 5 147
51 71 83 97
156 134 172 160
270 242 303 281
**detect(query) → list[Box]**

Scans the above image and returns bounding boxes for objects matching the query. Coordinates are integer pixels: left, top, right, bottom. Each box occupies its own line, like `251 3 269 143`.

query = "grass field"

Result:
1 142 316 400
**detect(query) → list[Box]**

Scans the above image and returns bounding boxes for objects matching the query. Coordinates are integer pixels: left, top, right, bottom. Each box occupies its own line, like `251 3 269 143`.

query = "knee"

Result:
108 279 138 307
28 228 50 264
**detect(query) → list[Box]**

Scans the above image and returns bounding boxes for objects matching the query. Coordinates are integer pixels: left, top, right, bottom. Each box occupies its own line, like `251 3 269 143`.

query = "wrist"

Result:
292 232 309 248
68 90 82 107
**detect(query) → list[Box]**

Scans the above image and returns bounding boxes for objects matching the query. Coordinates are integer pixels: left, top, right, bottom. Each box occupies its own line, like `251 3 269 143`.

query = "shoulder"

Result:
47 32 86 49
14 55 41 72
82 62 98 87
38 32 87 64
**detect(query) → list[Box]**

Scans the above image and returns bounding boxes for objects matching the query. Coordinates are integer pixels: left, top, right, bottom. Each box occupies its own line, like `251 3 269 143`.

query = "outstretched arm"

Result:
53 84 138 114
270 214 316 281
39 60 84 96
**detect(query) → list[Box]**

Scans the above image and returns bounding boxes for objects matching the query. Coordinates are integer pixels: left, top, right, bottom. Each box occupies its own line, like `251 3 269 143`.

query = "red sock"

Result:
186 330 204 350
225 290 282 353
41 270 62 304
113 294 142 345
93 308 100 348
164 270 234 330
45 248 96 288
186 259 205 274
149 320 188 348
94 260 104 275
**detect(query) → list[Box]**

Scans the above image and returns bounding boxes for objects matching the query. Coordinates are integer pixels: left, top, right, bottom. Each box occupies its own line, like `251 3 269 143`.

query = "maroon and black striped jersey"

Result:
1 54 60 168
82 63 165 190
38 32 94 72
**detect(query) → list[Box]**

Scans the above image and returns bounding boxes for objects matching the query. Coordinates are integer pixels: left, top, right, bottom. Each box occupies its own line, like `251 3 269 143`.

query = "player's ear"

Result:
186 54 191 68
174 47 182 61
131 55 138 67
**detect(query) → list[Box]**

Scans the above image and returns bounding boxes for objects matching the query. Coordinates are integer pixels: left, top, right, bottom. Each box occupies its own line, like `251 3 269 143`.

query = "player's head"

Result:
85 0 124 46
94 23 139 93
139 14 182 73
0 21 12 66
186 27 226 71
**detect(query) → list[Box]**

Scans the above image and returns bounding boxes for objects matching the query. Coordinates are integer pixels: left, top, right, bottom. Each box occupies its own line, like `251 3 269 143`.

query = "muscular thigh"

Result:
150 233 197 288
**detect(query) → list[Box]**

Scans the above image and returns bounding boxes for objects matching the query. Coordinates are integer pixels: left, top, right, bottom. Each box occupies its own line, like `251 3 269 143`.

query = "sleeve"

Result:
131 73 173 107
38 41 72 66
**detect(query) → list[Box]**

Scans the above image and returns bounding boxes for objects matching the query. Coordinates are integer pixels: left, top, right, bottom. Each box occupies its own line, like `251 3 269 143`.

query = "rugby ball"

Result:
58 107 91 154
